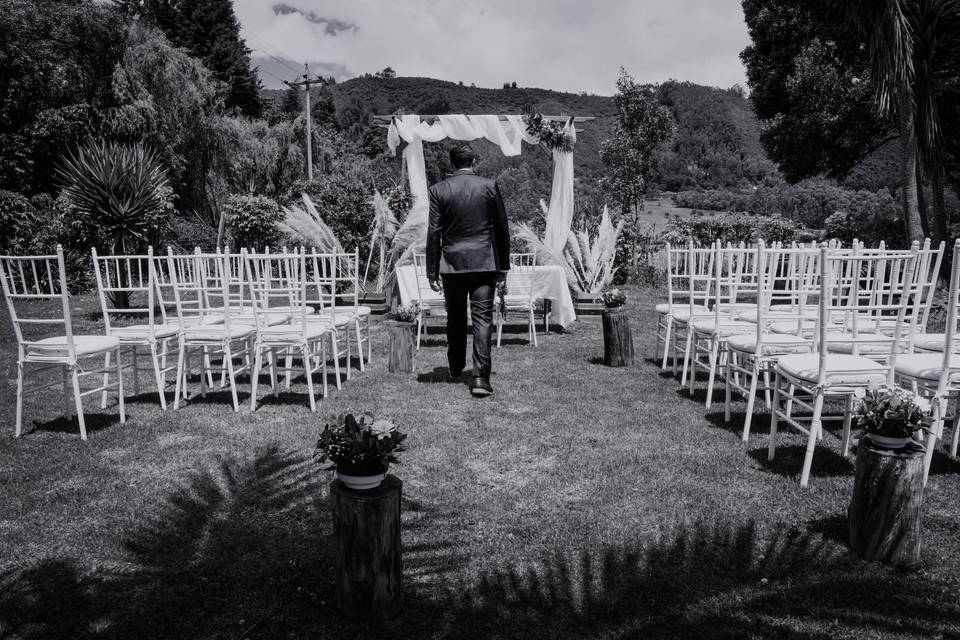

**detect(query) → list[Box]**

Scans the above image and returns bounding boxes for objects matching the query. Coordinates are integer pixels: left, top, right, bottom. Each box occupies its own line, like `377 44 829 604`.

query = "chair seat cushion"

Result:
111 323 179 341
183 324 254 342
308 312 354 327
258 323 331 342
657 303 708 316
671 307 713 323
826 335 898 356
27 335 120 360
270 305 316 315
911 333 960 353
180 314 225 327
691 319 755 338
332 305 371 317
894 353 960 383
768 319 815 335
233 313 289 327
726 333 812 356
776 353 886 385
736 307 817 324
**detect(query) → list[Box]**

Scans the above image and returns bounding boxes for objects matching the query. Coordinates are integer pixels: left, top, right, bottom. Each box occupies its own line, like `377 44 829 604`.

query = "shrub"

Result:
0 190 38 253
162 215 220 251
294 177 373 253
225 194 283 249
662 212 802 245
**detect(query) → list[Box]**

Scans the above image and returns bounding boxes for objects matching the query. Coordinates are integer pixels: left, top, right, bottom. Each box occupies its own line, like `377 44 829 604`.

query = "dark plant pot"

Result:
573 292 604 316
360 292 388 315
601 306 634 367
336 461 389 491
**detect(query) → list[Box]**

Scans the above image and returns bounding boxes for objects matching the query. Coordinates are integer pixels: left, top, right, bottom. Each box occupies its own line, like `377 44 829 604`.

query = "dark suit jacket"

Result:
426 169 511 281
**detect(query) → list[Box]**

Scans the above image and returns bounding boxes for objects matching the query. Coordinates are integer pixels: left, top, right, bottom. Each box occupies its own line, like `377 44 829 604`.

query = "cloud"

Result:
271 3 358 35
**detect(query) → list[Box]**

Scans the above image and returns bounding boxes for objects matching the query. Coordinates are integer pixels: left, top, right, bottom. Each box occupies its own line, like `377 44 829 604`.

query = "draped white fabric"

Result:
386 114 575 260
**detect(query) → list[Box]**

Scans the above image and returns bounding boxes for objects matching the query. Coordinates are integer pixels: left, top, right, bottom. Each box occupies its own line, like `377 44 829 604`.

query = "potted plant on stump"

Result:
598 288 633 367
317 413 408 620
384 301 420 373
848 385 931 567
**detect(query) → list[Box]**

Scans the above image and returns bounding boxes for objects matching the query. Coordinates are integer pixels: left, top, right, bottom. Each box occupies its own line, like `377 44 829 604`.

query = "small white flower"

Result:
915 397 932 413
370 419 396 436
853 388 865 399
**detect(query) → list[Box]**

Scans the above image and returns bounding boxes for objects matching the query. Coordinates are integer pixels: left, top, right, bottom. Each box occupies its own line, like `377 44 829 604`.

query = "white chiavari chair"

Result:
167 249 255 412
243 248 335 412
411 252 437 349
684 242 758 407
322 249 372 370
656 242 700 369
496 252 538 347
302 249 351 389
724 244 818 440
767 245 922 487
92 247 178 410
891 239 960 484
673 243 716 380
0 245 125 439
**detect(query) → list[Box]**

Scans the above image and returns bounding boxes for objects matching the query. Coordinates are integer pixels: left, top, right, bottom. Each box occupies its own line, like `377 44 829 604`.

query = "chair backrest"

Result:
0 246 76 360
92 247 162 337
813 245 922 377
931 240 960 393
166 249 237 332
304 248 337 313
508 253 536 301
685 242 716 316
243 248 309 332
915 239 946 332
329 249 361 311
412 252 433 305
215 246 248 312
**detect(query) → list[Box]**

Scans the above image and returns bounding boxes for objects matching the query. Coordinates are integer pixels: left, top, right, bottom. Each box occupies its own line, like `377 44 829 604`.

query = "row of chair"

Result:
656 239 959 487
0 246 371 440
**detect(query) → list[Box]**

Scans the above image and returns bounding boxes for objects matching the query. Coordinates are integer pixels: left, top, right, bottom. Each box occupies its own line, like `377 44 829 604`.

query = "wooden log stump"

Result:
330 474 404 621
848 441 924 567
386 321 416 373
602 307 634 367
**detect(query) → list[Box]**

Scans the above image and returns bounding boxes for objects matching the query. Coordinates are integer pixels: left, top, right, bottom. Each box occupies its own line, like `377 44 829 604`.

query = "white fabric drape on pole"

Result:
386 114 575 266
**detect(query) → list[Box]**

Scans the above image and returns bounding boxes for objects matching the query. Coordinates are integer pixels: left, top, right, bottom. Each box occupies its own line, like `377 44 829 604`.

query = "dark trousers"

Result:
441 272 496 379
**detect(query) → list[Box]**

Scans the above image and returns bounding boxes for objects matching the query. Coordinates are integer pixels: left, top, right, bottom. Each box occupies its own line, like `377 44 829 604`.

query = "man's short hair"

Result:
449 145 477 169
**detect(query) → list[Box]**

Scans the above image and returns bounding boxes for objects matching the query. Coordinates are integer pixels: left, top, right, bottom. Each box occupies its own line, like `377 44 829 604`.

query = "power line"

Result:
250 46 302 77
244 29 303 74
257 65 296 86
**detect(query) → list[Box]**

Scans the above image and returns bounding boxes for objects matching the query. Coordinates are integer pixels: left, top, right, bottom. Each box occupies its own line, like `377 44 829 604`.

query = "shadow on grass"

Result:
748 444 855 479
30 412 123 437
416 367 468 386
3 453 960 639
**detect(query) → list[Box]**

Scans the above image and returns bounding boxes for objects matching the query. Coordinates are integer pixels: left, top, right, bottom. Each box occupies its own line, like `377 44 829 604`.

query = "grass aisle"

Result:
1 286 960 639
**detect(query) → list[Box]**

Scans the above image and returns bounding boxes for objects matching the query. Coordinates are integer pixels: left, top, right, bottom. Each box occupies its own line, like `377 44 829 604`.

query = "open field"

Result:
2 286 960 639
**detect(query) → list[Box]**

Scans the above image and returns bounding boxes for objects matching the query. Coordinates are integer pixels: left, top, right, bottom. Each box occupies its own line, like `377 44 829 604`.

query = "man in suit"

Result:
426 145 511 397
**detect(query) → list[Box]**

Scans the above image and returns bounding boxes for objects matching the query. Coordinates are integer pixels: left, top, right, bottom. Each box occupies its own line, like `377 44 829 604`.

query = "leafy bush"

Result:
0 190 38 253
663 213 802 245
225 194 283 250
162 215 219 252
294 176 376 253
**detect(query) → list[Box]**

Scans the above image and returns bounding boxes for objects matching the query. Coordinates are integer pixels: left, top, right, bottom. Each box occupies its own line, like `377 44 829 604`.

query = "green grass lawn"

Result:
2 286 960 639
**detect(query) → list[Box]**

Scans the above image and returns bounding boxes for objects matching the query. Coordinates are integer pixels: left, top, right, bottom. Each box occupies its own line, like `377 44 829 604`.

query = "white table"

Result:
393 264 576 328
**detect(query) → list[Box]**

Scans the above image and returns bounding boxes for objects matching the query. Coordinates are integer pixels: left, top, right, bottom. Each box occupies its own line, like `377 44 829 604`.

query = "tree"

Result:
376 67 396 79
600 69 675 281
0 0 127 194
117 0 262 117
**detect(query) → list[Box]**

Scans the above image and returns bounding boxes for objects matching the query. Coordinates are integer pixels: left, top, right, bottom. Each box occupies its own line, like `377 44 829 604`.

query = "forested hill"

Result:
264 76 777 192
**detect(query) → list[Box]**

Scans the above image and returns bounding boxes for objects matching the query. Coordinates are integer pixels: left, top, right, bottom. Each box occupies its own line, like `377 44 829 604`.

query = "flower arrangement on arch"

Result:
315 413 408 475
853 384 931 439
523 111 576 153
384 300 421 323
597 288 627 309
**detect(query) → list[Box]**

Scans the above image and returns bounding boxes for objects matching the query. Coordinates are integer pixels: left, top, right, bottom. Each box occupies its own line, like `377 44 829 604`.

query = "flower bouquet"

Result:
853 384 931 449
597 288 627 309
315 413 408 489
384 301 421 323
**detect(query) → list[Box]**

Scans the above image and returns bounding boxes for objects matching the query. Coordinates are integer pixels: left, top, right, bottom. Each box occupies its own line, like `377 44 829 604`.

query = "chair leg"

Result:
680 328 693 387
365 316 372 363
763 370 772 409
950 406 960 457
150 342 167 410
101 350 111 409
355 319 365 372
132 346 140 397
741 360 760 442
768 374 781 461
530 308 538 347
661 317 673 370
250 345 263 411
345 328 352 381
331 333 342 390
269 348 278 396
496 314 503 348
199 347 208 398
174 344 187 410
15 362 25 437
724 352 733 424
224 342 240 412
115 349 125 423
800 392 825 488
705 337 720 409
303 345 317 412
321 340 329 398
840 394 854 457
71 366 87 441
416 315 423 350
62 365 71 419
285 351 293 390
923 399 946 485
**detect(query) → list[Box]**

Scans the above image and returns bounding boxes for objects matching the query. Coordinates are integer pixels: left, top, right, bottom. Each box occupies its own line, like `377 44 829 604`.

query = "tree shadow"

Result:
748 445 855 479
3 461 960 639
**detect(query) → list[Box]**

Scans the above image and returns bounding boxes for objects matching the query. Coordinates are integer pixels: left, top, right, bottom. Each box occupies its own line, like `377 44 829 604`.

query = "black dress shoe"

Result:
470 377 493 397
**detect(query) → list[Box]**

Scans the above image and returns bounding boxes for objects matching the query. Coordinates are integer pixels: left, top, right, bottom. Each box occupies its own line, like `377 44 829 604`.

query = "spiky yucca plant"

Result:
277 193 344 253
56 138 172 255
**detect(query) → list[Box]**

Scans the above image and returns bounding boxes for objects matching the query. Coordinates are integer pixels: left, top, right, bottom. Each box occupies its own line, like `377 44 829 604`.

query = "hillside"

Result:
263 76 775 198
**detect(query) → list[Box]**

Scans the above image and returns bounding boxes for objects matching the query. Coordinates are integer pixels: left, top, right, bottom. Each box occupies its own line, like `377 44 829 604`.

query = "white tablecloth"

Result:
393 264 576 328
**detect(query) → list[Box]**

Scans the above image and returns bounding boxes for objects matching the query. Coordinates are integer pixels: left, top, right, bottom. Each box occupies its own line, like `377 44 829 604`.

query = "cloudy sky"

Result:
234 0 751 95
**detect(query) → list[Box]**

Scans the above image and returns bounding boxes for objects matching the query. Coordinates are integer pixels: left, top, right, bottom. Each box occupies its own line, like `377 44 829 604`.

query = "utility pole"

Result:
284 63 325 181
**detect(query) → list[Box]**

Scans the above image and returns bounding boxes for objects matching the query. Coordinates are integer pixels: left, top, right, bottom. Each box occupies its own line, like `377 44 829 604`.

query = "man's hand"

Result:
429 279 442 293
